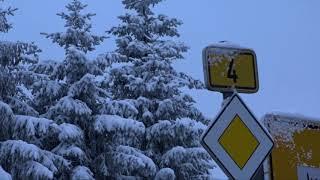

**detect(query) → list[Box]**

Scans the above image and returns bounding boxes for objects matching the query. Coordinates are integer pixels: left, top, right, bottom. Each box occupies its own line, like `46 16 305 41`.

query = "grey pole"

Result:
222 92 233 100
252 164 265 180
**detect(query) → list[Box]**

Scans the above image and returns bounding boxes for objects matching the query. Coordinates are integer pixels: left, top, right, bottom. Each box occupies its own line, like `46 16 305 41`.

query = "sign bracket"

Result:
222 92 233 100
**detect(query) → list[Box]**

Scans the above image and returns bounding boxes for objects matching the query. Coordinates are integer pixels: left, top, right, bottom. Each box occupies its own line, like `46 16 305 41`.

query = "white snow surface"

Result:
0 101 13 117
102 100 138 118
94 115 145 134
205 41 250 65
58 123 84 143
160 146 188 168
114 145 157 178
208 41 247 49
0 166 11 180
208 168 228 180
17 84 34 100
176 117 207 130
0 139 41 161
21 161 53 180
48 96 92 116
14 115 58 139
0 140 69 175
71 166 94 180
34 80 64 97
53 143 86 160
263 112 320 148
266 111 320 123
154 168 175 180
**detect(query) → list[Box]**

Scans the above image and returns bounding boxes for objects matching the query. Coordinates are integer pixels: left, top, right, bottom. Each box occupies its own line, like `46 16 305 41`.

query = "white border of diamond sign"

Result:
200 94 274 179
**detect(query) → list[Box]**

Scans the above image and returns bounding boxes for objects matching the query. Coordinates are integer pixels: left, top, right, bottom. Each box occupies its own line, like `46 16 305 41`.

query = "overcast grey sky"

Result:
2 0 320 120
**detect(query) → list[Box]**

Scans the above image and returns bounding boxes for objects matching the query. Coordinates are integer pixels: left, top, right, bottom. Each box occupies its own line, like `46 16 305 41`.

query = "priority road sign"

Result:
202 45 259 93
201 93 274 179
263 113 320 180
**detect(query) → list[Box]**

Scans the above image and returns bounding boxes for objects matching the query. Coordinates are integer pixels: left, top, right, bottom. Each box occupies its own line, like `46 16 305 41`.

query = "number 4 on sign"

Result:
227 59 238 83
202 45 259 93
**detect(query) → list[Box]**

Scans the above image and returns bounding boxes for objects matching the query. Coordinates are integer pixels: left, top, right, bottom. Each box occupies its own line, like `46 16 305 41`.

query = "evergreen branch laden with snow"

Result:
42 0 106 53
0 140 70 179
0 0 17 33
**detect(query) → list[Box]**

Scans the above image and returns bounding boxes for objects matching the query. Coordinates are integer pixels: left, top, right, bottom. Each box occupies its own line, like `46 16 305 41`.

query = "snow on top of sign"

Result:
298 149 313 162
209 41 246 49
265 111 320 124
262 112 320 149
206 41 246 65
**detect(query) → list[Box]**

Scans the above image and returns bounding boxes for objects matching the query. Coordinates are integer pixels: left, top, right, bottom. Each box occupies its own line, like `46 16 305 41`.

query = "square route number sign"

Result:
202 45 259 93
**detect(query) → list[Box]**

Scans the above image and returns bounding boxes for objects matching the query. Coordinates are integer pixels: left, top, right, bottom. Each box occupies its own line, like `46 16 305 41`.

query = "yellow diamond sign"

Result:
219 115 259 169
201 93 274 179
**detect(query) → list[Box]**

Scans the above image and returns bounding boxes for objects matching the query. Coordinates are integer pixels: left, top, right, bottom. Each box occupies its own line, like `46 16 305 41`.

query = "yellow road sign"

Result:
203 45 259 93
201 93 273 179
219 115 260 169
263 113 320 180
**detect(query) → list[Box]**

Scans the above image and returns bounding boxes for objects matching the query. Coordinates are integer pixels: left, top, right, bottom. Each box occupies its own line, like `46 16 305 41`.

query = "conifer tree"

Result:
0 0 41 116
0 1 70 179
42 0 105 53
40 1 108 179
106 0 214 179
42 1 156 178
0 0 16 33
0 0 39 114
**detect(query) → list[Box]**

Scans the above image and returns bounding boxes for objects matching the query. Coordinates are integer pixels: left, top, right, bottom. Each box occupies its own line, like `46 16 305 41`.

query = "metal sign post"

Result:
201 43 274 180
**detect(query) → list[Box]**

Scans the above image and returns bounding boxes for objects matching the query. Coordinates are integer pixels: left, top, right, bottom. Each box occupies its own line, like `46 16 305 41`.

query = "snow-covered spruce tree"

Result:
0 2 71 179
41 0 105 53
0 102 71 179
105 0 214 179
0 0 42 116
42 1 156 179
41 1 154 179
0 0 16 33
40 0 109 122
